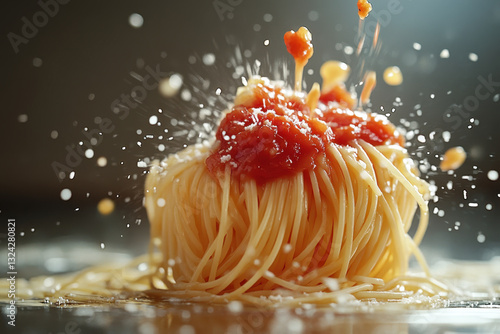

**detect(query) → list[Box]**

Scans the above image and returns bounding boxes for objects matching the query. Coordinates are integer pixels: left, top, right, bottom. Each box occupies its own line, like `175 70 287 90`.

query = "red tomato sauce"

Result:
357 0 372 20
319 85 356 110
284 27 314 66
205 83 403 182
321 108 403 147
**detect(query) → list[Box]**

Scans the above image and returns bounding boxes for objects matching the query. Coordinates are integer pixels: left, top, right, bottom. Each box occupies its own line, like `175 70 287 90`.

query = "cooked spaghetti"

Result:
142 28 447 306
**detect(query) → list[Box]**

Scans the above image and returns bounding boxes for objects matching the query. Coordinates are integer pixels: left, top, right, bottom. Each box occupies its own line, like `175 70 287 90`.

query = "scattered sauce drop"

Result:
319 61 356 109
356 35 365 55
373 22 380 48
357 0 372 20
383 66 403 86
306 83 321 113
320 61 350 92
98 198 115 215
440 146 466 171
360 71 377 105
284 27 314 91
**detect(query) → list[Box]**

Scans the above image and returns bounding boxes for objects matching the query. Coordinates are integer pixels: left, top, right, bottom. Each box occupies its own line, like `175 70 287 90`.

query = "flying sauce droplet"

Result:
440 146 466 171
98 198 115 215
319 61 356 110
306 82 321 114
360 71 377 105
284 27 314 92
358 0 372 20
373 22 380 48
320 61 351 91
383 66 403 86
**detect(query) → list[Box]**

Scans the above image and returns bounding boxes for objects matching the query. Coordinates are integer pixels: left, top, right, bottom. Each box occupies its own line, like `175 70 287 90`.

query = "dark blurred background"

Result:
1 0 500 277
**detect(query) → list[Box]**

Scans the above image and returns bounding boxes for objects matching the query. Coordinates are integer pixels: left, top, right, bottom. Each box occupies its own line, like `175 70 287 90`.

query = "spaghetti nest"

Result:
4 77 449 307
144 128 445 306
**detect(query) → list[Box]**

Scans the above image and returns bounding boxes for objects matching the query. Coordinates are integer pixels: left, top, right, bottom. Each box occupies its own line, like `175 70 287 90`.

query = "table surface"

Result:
2 299 500 334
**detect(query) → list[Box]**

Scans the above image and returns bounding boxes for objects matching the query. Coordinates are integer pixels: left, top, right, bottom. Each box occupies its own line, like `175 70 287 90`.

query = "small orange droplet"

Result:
98 198 115 215
357 0 372 20
383 66 403 86
360 71 377 105
320 61 351 91
440 147 466 171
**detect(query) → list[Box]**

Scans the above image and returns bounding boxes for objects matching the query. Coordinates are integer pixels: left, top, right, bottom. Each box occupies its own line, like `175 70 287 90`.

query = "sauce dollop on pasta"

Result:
206 82 403 182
